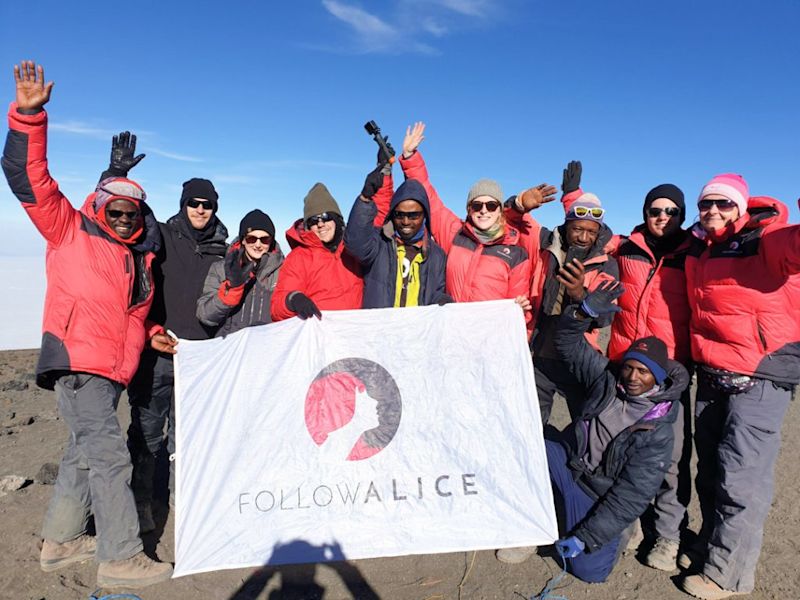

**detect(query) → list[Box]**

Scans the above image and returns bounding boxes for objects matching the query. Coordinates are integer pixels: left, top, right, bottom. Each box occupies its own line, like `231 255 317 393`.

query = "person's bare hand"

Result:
519 183 558 211
150 333 178 355
556 259 587 301
403 122 426 158
14 61 53 111
514 295 532 311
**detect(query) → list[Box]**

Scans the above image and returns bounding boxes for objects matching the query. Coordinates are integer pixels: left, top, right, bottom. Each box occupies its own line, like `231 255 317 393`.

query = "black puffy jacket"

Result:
553 307 689 553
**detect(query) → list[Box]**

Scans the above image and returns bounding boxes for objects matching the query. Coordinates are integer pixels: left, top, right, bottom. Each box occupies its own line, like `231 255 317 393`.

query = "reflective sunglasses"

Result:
106 209 140 219
698 199 737 211
306 212 335 229
571 206 605 219
647 206 681 218
186 199 214 210
469 200 501 212
244 234 272 245
392 210 424 221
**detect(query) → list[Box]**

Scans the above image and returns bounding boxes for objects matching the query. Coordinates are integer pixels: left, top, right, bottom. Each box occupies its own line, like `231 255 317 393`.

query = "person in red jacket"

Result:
605 183 692 571
678 174 800 600
1 62 172 588
397 123 532 314
507 161 618 424
270 182 365 320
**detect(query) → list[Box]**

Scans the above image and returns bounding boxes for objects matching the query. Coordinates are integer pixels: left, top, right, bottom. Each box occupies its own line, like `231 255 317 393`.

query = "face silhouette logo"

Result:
305 358 402 461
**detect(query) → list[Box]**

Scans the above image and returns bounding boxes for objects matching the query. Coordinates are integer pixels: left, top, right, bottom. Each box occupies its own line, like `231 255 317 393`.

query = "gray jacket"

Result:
196 243 284 337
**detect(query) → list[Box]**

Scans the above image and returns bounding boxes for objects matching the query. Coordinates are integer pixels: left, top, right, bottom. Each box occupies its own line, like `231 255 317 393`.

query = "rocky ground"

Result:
1 348 798 599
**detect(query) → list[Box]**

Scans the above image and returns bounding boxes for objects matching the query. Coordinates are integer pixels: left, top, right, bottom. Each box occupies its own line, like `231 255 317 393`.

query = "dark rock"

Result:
35 463 60 485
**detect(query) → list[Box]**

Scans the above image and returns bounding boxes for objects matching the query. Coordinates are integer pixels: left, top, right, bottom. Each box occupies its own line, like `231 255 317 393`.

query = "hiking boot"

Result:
678 540 707 571
644 537 679 571
625 519 644 551
680 574 747 600
137 502 156 534
96 551 173 588
40 534 96 572
495 546 537 564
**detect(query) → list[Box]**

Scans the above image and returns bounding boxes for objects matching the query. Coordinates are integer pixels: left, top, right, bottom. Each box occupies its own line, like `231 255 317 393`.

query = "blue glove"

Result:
580 280 625 318
555 535 585 559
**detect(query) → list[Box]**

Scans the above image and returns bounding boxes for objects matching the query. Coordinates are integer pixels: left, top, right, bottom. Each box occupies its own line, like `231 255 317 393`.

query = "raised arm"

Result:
196 246 254 327
344 165 391 266
99 131 145 182
2 61 79 247
398 123 462 254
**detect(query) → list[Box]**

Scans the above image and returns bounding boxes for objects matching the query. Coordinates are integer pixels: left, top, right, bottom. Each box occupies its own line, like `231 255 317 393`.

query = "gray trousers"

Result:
534 357 588 425
127 351 175 504
42 373 142 561
651 386 692 541
695 376 791 593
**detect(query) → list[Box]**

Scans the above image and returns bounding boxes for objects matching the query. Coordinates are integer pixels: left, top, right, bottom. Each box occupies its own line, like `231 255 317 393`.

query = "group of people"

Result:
4 61 798 599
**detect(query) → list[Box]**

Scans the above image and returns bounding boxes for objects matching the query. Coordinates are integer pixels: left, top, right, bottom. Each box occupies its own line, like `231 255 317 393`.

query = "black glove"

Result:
561 160 582 194
361 165 385 200
377 136 395 166
224 248 255 288
580 280 625 318
107 131 145 177
287 292 322 320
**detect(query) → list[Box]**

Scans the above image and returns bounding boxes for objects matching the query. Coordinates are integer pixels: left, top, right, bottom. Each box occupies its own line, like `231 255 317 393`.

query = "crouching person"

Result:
497 282 689 584
2 62 172 587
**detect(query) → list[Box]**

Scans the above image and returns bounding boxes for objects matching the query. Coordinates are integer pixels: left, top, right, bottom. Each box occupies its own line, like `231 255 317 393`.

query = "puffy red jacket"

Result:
606 227 691 364
2 106 158 389
685 196 800 384
270 220 363 321
399 152 531 304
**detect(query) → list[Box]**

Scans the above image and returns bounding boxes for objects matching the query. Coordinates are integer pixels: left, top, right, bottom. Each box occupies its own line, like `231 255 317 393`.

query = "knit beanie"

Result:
564 192 604 224
623 336 669 385
94 177 146 212
698 173 749 217
466 179 503 208
303 182 342 220
644 183 685 224
238 209 276 241
180 178 219 212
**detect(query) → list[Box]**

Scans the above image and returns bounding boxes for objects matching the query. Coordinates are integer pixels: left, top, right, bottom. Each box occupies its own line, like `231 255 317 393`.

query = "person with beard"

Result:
506 161 619 425
344 155 448 308
197 209 284 334
604 183 692 571
270 183 367 321
497 282 688 583
2 61 172 587
123 173 228 532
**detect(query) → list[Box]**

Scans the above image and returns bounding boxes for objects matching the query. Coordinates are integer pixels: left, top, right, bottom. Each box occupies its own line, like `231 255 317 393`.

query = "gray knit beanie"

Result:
303 182 342 220
466 178 504 208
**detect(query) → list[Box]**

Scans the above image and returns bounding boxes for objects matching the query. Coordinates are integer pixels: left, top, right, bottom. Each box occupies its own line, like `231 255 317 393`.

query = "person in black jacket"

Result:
105 136 229 532
497 282 688 584
345 158 448 308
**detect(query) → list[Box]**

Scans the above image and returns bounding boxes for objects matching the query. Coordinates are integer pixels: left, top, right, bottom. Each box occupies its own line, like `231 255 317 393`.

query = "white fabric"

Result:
173 299 557 577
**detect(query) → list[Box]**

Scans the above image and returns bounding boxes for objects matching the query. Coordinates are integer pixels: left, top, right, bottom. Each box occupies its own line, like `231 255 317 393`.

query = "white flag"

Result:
173 299 557 577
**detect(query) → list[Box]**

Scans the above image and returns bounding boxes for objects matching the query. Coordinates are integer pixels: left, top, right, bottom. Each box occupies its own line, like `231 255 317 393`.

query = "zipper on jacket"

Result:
756 320 768 354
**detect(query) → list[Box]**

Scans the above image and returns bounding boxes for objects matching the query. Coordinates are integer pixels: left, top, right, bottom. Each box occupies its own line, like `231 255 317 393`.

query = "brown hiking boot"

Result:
40 534 97 572
96 551 173 588
644 536 679 571
495 546 537 564
680 574 747 600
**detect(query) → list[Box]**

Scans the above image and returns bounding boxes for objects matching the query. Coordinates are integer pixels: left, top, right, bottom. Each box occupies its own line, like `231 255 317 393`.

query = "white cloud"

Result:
322 0 395 37
146 147 204 163
436 0 492 17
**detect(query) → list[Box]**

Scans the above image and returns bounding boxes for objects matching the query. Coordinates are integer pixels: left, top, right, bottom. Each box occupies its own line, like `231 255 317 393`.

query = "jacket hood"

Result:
166 211 228 252
286 218 345 253
81 193 162 254
745 195 788 229
383 178 433 237
548 221 614 264
615 359 688 422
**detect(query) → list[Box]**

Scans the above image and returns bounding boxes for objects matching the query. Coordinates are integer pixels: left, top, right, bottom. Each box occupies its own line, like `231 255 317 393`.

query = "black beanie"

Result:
644 183 685 225
622 336 669 384
238 209 276 242
181 178 219 212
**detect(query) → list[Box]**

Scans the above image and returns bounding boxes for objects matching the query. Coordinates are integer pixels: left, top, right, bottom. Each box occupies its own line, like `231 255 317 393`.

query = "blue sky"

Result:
1 0 798 347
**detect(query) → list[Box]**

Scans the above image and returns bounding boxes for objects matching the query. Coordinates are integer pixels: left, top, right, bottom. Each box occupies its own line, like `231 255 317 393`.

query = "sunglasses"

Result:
244 234 271 245
106 209 140 219
571 206 605 219
392 210 424 221
698 199 737 211
469 200 501 212
186 199 214 210
306 212 335 229
647 206 681 218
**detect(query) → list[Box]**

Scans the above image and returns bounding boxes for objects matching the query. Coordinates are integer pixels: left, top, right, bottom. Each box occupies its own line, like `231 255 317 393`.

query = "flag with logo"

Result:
173 300 558 577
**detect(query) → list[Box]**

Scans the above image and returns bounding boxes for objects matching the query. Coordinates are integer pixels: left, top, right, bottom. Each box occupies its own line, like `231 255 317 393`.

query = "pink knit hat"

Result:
564 192 604 223
698 174 749 216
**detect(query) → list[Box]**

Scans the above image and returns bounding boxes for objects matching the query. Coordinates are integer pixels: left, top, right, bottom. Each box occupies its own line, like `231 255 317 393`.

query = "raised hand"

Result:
561 160 582 194
580 280 625 318
519 183 558 211
556 258 587 301
361 164 385 200
224 247 255 288
403 122 426 158
14 61 54 111
110 131 145 176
